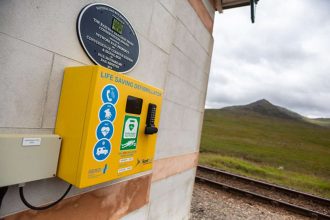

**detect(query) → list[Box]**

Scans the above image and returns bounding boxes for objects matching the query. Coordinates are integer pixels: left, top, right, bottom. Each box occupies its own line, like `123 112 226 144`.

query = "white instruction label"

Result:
119 157 134 163
22 138 41 146
118 166 132 173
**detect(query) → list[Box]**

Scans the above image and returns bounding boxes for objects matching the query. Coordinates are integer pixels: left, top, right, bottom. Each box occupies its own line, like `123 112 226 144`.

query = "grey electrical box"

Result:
0 134 61 187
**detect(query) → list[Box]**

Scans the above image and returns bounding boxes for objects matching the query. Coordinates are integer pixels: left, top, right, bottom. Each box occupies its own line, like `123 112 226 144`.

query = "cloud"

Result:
206 0 330 118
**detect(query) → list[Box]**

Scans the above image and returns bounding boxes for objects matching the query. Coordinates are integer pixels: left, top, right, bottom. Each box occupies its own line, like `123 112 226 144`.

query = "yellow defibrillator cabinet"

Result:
55 66 162 188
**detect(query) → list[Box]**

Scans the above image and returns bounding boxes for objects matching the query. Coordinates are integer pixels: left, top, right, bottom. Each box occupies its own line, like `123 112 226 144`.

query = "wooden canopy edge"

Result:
215 0 250 13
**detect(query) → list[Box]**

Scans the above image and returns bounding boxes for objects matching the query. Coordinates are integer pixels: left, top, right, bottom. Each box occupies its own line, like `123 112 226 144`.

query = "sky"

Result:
206 0 330 118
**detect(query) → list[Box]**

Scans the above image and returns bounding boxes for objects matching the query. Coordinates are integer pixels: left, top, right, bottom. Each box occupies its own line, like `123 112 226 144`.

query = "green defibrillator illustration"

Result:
120 115 140 151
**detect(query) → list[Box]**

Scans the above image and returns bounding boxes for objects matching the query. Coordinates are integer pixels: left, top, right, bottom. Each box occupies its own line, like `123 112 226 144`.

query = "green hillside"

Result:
305 118 330 127
199 100 330 198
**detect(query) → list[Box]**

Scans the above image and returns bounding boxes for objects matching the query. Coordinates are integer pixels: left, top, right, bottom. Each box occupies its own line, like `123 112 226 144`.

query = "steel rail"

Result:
195 176 330 219
197 165 330 206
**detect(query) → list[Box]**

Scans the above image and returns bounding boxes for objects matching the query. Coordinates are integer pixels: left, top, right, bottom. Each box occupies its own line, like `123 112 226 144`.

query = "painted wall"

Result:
0 0 215 219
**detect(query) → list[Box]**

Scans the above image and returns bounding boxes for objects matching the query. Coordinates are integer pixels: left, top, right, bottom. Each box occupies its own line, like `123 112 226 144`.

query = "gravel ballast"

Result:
190 182 310 220
196 168 330 216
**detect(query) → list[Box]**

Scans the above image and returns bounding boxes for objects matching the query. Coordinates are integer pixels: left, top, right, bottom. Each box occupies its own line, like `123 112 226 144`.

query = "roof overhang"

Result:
215 0 250 13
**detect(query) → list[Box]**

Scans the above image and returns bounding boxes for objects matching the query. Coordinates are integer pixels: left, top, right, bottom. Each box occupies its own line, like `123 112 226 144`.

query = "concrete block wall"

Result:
0 0 215 219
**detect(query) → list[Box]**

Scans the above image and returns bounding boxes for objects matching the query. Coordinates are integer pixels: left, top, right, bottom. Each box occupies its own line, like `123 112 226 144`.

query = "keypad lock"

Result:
145 104 158 135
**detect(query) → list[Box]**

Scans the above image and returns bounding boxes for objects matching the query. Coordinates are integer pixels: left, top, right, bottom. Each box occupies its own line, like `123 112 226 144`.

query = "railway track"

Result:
196 165 330 219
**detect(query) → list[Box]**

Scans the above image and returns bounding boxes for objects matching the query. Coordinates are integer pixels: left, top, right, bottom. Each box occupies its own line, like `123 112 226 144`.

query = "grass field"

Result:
305 118 330 127
199 107 330 198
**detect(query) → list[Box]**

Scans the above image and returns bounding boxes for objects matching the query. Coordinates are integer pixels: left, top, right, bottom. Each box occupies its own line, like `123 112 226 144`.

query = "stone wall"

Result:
0 0 215 219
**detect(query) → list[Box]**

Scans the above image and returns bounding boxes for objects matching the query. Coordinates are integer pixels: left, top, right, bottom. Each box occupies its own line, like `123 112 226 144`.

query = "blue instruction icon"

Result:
99 103 116 122
102 84 119 105
96 120 114 140
93 139 111 161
